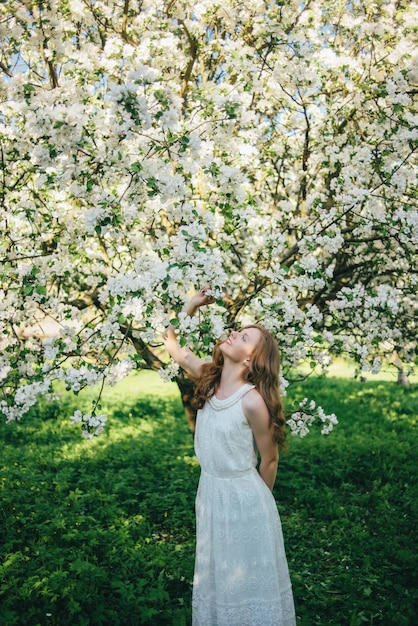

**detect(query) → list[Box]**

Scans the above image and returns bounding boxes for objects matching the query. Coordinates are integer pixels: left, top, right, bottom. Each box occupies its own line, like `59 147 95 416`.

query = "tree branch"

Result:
125 328 165 371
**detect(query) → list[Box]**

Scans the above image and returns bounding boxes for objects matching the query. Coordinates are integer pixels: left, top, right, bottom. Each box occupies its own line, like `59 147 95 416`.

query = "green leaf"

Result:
131 161 142 173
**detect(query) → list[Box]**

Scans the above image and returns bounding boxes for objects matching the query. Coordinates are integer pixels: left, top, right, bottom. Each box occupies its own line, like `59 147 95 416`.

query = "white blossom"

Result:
287 401 339 438
0 0 416 436
159 361 180 382
70 410 107 438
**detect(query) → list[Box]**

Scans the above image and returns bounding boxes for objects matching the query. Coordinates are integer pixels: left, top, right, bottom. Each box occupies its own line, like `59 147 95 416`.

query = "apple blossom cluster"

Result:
158 361 181 384
287 399 339 438
70 410 107 439
63 366 104 394
0 0 416 436
0 379 53 424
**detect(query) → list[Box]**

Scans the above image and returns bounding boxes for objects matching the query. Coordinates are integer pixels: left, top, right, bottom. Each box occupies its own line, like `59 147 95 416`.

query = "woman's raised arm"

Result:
162 289 215 379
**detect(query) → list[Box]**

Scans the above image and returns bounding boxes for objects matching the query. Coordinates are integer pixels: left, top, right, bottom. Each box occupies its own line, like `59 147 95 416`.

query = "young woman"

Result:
163 289 296 626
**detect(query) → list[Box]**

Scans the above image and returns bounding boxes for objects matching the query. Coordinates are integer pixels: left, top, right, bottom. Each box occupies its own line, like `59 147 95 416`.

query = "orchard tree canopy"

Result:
0 0 417 435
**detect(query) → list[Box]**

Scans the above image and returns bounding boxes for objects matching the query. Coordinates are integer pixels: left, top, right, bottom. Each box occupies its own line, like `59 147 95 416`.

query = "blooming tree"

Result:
0 0 417 436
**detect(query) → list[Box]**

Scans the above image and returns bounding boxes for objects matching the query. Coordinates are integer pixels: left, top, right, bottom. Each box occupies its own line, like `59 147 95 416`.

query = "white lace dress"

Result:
192 384 296 626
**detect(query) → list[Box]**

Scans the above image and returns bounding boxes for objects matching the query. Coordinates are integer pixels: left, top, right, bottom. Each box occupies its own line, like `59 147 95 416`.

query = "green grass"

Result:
281 376 417 626
0 371 417 625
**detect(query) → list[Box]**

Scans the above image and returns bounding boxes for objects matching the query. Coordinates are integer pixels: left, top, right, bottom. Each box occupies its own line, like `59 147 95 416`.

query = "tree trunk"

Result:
393 352 411 387
397 368 410 387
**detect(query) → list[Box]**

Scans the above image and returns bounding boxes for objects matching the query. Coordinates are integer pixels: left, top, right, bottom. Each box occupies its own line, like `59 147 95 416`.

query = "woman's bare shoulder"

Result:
242 387 268 414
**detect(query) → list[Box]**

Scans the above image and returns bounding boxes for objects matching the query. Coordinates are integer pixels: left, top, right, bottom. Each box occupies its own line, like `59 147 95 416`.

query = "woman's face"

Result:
220 327 262 364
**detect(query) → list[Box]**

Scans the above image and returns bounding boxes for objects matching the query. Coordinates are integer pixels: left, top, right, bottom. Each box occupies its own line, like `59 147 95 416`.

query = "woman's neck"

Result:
216 363 248 399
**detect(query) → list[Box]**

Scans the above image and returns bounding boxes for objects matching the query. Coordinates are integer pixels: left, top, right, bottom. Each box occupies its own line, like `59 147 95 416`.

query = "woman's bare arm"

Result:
162 290 215 379
243 390 279 491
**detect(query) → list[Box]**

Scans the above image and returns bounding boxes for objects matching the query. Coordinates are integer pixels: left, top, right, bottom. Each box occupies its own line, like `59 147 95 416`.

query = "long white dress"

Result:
192 384 296 626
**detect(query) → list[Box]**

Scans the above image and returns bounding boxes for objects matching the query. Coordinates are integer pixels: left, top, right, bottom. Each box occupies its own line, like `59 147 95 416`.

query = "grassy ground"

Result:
0 370 417 625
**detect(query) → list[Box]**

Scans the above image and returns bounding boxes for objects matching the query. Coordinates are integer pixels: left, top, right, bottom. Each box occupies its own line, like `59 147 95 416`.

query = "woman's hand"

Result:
186 287 216 314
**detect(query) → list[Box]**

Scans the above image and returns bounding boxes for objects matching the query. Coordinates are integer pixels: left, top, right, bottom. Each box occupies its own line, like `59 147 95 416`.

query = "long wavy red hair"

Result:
192 325 287 450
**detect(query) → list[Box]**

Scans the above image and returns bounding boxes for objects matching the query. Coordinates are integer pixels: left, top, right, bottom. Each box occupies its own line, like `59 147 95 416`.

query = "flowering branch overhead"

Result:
0 0 416 435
